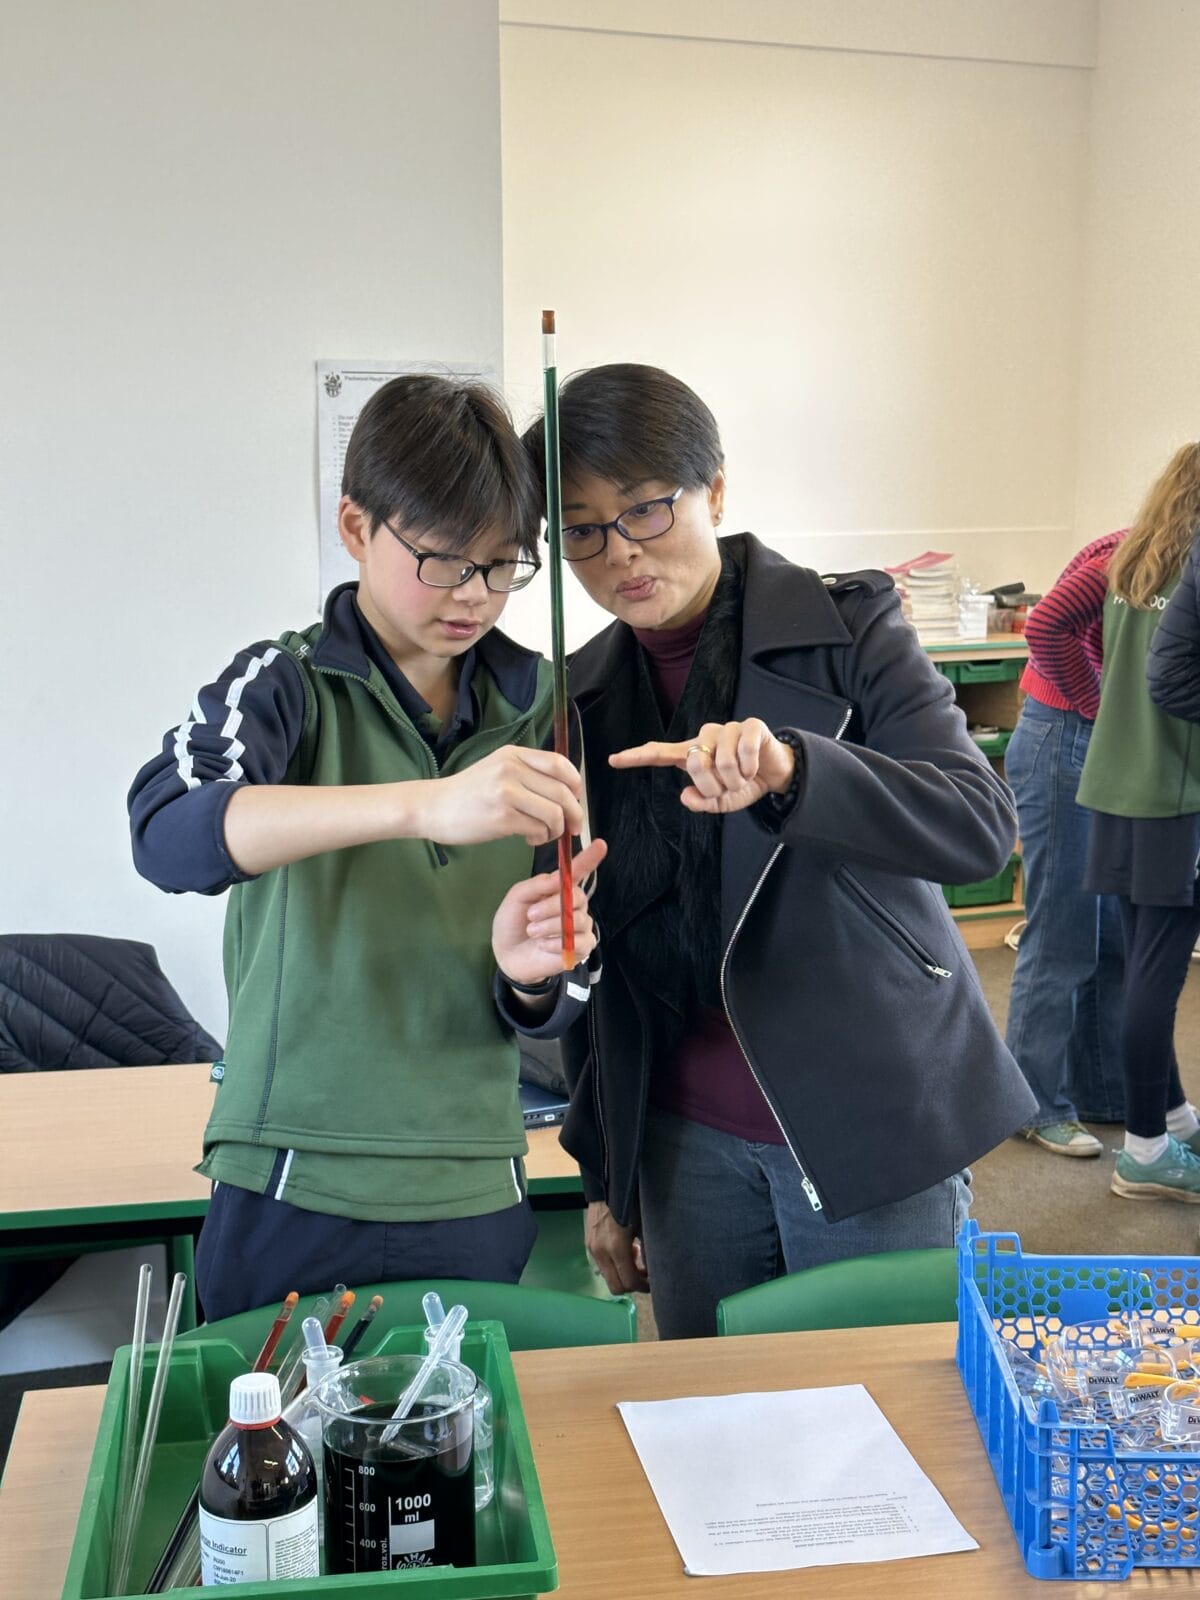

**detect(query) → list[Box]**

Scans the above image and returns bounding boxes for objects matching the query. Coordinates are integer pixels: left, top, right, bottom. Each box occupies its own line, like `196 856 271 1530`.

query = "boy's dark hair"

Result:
342 374 540 557
523 363 724 496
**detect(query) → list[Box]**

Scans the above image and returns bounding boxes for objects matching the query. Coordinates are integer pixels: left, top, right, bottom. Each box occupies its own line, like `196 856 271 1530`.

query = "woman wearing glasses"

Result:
129 375 603 1320
524 364 1034 1339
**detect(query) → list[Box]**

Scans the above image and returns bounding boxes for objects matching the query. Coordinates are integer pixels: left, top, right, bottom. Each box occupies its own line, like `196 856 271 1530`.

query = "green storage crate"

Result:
943 852 1020 908
955 658 1022 684
63 1323 556 1600
934 661 960 683
970 728 1013 760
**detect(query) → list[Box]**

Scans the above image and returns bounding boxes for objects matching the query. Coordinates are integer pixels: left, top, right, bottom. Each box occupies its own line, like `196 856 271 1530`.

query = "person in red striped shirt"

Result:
1006 532 1127 1156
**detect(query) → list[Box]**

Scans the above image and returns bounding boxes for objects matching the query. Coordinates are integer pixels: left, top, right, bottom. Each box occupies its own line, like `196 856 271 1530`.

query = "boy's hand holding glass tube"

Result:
427 744 585 847
492 837 606 990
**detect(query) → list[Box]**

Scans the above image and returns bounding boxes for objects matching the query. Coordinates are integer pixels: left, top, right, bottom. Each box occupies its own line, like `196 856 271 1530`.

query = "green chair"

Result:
520 1206 611 1299
180 1277 636 1364
715 1248 957 1336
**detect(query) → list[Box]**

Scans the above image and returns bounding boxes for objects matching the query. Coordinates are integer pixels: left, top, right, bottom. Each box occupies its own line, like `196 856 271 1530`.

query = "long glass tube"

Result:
541 309 575 969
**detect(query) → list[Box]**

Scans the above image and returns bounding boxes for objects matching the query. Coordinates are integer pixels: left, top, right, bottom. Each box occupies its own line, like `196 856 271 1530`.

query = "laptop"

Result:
519 1078 570 1129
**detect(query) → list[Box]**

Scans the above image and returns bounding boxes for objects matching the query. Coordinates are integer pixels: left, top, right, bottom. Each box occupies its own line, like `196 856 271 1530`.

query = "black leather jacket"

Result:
560 534 1036 1225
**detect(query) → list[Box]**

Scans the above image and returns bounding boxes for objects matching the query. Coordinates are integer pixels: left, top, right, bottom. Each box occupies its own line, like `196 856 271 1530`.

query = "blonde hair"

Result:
1109 441 1200 607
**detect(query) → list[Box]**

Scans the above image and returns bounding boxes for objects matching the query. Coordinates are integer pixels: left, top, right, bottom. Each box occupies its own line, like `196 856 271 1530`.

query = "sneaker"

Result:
1024 1121 1103 1157
1111 1137 1200 1202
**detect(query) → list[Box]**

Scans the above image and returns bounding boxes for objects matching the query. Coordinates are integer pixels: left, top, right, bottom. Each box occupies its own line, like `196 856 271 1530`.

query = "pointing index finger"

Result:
609 741 691 769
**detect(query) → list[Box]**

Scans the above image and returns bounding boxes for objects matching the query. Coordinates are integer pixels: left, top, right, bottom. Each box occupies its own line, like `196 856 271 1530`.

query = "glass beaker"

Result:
422 1323 494 1510
312 1354 477 1573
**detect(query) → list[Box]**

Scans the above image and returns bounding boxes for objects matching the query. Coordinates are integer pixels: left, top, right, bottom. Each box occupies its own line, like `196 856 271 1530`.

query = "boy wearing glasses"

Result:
129 375 602 1320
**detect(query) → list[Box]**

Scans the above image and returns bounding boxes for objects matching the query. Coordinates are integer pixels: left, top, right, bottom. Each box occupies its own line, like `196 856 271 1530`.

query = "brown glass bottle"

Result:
199 1373 319 1585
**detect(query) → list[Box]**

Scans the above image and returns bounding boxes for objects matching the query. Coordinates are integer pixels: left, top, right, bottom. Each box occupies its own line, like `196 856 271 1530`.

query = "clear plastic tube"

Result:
381 1303 468 1444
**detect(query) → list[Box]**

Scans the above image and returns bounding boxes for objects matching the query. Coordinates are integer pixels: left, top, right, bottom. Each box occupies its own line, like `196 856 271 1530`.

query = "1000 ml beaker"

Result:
313 1355 477 1573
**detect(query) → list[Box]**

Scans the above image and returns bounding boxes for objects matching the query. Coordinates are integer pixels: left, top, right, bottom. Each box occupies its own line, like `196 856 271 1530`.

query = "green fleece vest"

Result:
1077 580 1200 817
204 622 554 1195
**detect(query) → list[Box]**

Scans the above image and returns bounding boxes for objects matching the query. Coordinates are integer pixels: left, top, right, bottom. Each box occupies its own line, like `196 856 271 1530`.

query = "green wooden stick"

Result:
542 309 574 968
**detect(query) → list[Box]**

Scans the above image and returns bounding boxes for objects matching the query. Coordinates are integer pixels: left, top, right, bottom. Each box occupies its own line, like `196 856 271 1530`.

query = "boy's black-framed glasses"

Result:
558 487 685 562
385 523 541 592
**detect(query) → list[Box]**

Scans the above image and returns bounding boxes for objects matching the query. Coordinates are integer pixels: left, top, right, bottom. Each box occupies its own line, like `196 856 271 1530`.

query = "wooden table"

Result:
0 1064 582 1328
5 1323 1200 1599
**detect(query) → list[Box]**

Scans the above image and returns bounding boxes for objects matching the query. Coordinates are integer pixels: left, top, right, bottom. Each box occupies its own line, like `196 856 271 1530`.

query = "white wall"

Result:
1 0 506 1039
1074 0 1200 542
8 0 1198 1048
498 0 1095 651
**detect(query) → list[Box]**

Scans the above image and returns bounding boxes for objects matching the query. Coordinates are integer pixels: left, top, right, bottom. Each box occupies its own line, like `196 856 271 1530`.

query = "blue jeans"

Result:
1003 699 1125 1126
636 1106 971 1340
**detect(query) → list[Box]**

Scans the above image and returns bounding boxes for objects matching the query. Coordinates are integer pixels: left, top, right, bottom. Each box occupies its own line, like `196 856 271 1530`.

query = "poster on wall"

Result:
316 359 496 603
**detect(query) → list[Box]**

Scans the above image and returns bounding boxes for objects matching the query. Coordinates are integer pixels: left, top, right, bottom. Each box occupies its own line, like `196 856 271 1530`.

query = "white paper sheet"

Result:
617 1384 977 1576
315 359 497 604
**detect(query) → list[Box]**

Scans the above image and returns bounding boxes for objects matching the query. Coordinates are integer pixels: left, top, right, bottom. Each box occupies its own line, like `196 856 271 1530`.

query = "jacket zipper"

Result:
836 869 953 980
586 957 610 1190
718 704 853 1213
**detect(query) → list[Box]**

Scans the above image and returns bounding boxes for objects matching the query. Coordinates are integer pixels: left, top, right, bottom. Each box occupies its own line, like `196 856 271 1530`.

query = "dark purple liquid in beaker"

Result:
323 1400 475 1573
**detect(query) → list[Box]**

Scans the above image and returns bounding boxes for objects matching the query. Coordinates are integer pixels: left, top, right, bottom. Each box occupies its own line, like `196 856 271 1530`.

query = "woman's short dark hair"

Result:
523 363 724 494
342 374 540 557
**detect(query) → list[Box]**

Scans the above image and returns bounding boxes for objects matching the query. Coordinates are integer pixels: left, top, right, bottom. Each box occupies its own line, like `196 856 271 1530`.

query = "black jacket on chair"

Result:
0 933 220 1073
560 533 1036 1227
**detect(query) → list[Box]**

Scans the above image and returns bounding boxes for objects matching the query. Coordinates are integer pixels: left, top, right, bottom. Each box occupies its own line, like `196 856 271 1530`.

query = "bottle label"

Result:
199 1499 319 1585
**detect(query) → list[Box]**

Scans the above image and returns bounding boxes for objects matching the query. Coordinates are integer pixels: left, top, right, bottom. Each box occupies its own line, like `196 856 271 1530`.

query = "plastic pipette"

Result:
111 1271 187 1594
107 1262 152 1594
275 1293 331 1400
284 1314 329 1404
422 1290 446 1330
380 1303 469 1445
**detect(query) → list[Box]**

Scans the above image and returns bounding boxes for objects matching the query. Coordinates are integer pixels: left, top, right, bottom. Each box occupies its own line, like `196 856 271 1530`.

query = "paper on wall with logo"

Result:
616 1384 977 1576
316 359 497 605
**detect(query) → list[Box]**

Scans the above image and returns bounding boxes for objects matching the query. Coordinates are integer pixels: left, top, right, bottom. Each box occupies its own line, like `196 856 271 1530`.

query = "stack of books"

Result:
885 551 962 643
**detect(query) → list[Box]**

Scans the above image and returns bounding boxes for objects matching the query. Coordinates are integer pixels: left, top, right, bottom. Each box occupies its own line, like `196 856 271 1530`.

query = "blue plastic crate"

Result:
956 1222 1200 1580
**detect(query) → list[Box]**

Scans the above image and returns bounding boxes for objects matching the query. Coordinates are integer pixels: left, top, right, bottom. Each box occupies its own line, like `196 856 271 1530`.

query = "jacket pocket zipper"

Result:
716 704 854 1215
836 869 952 979
720 843 824 1213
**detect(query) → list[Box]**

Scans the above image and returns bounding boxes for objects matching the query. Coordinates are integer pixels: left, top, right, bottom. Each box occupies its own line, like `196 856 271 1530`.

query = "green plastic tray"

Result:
955 658 1022 684
943 853 1019 907
63 1323 557 1600
970 728 1013 760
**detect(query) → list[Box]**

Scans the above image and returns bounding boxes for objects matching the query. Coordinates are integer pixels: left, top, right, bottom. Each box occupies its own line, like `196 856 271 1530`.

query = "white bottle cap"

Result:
229 1372 282 1427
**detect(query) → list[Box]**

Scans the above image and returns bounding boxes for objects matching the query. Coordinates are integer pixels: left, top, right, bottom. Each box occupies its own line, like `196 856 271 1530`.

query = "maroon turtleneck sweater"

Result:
632 615 785 1144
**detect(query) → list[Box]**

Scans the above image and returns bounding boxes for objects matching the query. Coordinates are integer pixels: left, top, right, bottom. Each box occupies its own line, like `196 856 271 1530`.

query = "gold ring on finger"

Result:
687 743 715 758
